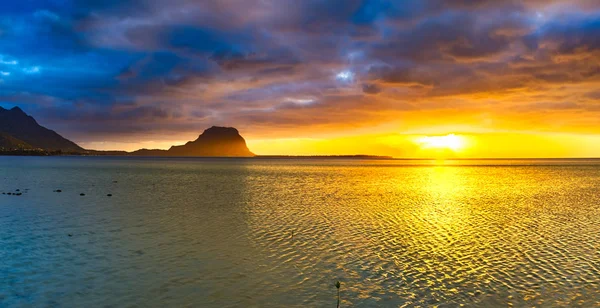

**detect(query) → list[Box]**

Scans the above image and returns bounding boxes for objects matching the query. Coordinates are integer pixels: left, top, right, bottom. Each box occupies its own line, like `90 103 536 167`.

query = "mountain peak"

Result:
0 106 24 113
0 107 83 152
207 126 238 131
202 126 240 136
8 106 26 115
165 126 254 157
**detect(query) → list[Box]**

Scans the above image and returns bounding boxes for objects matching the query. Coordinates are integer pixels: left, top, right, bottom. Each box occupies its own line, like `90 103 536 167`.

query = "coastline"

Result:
1 150 598 161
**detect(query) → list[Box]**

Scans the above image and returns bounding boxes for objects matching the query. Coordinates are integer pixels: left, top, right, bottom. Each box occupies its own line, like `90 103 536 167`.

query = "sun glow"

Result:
416 134 466 151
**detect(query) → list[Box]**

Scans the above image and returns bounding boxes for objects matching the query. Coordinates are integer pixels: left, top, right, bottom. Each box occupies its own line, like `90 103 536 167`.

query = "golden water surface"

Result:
1 157 599 307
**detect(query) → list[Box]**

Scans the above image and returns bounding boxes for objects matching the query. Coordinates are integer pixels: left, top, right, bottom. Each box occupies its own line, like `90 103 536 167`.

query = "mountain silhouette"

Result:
132 126 254 157
0 132 33 150
0 106 83 152
0 107 254 156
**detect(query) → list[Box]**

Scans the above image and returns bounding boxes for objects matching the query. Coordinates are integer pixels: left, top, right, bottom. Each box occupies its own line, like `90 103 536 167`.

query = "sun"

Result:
416 134 466 151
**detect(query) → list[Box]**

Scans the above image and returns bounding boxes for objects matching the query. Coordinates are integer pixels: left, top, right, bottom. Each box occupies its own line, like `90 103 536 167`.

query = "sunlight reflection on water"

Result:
1 157 600 307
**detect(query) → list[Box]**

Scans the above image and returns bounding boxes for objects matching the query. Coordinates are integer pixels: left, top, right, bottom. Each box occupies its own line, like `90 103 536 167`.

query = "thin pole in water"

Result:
335 280 341 308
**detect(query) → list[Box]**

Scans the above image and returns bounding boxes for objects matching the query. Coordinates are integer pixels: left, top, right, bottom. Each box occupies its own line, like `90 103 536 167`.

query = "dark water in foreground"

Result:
1 157 600 307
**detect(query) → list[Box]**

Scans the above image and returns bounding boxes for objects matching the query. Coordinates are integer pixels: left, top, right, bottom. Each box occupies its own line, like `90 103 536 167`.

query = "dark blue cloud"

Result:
0 0 598 142
538 14 600 54
0 0 71 15
168 26 246 53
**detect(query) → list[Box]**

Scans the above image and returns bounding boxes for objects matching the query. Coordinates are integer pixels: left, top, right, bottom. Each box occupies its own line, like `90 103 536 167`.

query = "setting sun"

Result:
416 134 466 151
2 0 600 307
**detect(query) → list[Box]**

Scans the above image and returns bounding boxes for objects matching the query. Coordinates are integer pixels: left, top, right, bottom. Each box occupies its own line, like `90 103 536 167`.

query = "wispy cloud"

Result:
23 66 41 74
0 55 18 65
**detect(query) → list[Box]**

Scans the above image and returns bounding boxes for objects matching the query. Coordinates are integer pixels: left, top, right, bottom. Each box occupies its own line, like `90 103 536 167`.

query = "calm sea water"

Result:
1 157 600 307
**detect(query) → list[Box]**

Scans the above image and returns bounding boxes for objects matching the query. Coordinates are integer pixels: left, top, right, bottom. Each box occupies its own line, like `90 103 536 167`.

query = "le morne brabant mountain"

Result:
131 126 255 157
0 106 254 157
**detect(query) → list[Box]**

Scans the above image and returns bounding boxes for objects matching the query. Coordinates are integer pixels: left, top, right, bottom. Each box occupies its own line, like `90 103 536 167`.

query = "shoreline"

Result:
1 151 599 161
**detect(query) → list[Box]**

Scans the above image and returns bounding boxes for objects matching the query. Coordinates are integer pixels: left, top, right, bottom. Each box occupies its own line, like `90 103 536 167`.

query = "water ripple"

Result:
1 157 600 307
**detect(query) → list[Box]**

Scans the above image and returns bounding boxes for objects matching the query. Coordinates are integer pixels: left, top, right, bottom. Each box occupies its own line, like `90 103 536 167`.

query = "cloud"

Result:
0 55 18 65
532 14 600 56
517 101 582 111
23 66 41 74
0 0 599 144
362 83 382 94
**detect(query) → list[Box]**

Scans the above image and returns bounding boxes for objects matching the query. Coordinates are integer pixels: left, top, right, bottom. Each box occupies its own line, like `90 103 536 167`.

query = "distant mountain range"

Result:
0 106 391 159
0 106 83 152
0 107 254 157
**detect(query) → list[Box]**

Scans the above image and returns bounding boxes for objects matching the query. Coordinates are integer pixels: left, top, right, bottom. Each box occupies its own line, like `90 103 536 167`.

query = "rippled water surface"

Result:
1 157 600 307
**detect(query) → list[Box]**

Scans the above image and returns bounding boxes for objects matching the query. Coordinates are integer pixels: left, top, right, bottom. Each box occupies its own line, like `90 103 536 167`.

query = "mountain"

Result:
168 126 254 157
0 106 254 156
0 106 83 152
132 126 255 157
0 132 33 150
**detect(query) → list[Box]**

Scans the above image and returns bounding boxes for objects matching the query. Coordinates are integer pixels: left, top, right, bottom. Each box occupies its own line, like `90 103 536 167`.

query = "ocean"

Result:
1 157 599 307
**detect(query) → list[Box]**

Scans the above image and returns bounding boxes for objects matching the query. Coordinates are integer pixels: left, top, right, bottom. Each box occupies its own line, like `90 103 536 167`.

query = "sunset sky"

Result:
1 0 599 157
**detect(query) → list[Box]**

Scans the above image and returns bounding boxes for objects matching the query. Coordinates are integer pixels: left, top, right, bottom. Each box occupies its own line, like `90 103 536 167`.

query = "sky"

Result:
0 0 599 157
